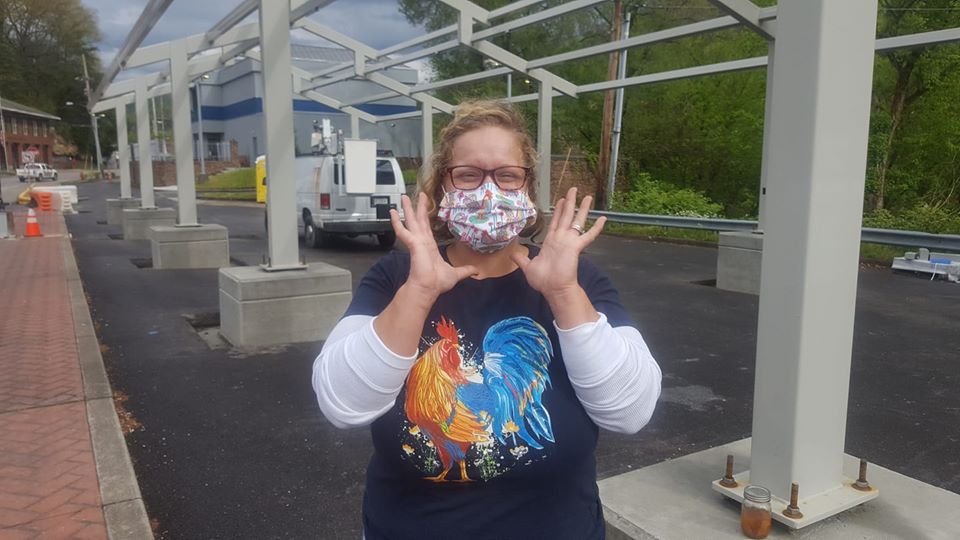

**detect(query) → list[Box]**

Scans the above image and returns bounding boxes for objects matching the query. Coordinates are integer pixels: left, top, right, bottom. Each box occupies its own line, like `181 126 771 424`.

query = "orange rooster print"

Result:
402 316 555 482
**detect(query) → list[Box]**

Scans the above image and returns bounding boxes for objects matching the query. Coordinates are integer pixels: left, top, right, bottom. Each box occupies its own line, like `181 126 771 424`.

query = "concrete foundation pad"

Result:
149 224 230 269
106 198 140 225
122 207 176 240
716 231 764 295
218 263 352 348
599 438 960 540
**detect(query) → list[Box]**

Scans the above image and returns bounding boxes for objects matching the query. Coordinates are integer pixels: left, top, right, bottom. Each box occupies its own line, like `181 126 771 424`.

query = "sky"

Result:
81 0 431 80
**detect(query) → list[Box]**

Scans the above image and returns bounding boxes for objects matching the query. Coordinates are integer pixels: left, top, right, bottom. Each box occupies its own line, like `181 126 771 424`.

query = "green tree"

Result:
0 0 103 158
868 0 960 211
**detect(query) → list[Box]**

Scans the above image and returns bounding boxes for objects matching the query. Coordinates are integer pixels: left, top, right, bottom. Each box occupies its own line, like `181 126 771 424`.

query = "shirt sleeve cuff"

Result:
365 316 418 368
553 312 606 335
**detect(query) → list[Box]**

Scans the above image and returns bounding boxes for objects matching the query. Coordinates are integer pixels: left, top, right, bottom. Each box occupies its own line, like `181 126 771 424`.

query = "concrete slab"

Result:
149 224 230 269
218 263 352 347
122 207 176 240
106 198 140 225
599 438 960 540
717 231 764 295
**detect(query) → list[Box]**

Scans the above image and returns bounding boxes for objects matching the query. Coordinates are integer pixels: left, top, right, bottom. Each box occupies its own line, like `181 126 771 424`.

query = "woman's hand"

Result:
511 187 606 298
511 187 606 329
390 193 478 304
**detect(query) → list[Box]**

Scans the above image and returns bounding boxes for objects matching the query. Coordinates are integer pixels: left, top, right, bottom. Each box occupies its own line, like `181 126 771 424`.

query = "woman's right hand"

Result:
390 193 477 303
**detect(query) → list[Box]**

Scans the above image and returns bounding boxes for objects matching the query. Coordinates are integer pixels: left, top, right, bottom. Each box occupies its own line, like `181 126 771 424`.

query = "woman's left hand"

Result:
511 186 606 301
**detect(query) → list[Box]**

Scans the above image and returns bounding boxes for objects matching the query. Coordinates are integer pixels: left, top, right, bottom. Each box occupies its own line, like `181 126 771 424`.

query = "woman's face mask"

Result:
437 182 537 253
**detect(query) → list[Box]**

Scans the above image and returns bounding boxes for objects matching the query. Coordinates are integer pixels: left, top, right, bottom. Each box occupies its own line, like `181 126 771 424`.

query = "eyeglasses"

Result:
446 165 531 191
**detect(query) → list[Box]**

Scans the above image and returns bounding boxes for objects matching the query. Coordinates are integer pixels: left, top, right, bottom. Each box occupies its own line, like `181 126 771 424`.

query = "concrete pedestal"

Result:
149 224 230 269
600 438 960 540
716 231 764 295
106 198 140 225
218 263 352 348
122 208 176 240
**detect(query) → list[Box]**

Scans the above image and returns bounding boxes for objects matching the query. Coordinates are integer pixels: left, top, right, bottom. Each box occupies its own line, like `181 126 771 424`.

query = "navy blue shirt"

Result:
343 246 632 540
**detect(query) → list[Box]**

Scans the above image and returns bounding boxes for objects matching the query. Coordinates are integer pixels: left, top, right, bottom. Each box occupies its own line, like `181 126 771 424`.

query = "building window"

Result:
11 118 17 134
33 120 38 136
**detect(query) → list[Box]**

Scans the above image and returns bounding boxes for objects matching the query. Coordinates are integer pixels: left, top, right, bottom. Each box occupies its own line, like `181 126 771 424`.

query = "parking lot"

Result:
64 180 960 539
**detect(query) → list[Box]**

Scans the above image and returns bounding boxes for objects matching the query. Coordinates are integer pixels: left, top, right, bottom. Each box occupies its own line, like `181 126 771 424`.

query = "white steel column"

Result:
350 114 360 138
116 103 132 199
260 0 301 269
135 77 156 208
421 104 433 161
752 0 877 511
537 80 552 210
170 39 198 226
756 42 775 230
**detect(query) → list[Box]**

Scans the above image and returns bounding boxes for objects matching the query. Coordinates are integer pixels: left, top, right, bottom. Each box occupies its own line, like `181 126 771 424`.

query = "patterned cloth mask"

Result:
437 182 537 253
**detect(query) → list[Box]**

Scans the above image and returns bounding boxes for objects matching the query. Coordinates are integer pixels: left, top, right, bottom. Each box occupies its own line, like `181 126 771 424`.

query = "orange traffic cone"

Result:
24 208 42 238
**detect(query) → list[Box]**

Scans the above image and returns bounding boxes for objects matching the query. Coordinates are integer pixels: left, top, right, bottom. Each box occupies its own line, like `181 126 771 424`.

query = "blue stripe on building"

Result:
192 98 417 122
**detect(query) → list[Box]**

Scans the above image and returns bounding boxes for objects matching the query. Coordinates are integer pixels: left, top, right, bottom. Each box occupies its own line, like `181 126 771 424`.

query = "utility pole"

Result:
597 0 622 207
82 54 104 176
606 10 631 209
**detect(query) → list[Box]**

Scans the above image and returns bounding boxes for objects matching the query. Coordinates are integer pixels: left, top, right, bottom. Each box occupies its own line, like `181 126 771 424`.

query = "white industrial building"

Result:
191 44 422 162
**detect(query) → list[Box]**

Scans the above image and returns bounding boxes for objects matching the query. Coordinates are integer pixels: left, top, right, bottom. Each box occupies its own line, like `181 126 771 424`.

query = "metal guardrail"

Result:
587 210 960 252
588 210 756 232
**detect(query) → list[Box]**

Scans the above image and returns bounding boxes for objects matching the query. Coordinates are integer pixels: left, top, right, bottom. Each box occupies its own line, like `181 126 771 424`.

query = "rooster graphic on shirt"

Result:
400 316 555 482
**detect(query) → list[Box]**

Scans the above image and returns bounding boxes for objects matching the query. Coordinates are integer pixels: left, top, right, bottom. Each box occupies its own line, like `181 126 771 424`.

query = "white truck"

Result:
294 147 406 249
264 123 406 249
17 163 58 182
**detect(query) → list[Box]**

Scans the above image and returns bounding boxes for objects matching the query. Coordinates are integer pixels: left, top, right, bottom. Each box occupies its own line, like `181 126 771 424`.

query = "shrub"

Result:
611 173 724 218
863 204 960 234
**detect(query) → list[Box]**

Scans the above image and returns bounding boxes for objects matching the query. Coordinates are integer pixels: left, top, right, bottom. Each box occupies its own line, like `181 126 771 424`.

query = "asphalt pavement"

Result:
64 180 960 539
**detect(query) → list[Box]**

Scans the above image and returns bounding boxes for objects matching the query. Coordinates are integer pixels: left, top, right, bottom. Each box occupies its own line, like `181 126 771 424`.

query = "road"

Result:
64 180 960 539
1 169 85 205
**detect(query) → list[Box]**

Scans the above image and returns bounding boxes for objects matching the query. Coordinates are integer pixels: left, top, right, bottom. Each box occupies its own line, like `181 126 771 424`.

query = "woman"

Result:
313 100 661 540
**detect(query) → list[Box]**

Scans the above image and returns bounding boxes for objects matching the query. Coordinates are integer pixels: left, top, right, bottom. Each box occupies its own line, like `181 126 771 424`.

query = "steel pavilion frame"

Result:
90 0 960 531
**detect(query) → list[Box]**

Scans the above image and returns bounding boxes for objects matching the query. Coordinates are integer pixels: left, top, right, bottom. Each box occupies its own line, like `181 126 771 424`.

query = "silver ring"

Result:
570 223 585 235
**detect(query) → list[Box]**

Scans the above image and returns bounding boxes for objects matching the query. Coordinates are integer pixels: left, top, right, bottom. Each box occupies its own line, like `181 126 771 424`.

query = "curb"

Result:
60 221 154 539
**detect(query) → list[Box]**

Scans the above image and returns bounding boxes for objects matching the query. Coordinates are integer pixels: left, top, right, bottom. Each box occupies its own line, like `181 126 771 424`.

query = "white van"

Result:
294 152 406 249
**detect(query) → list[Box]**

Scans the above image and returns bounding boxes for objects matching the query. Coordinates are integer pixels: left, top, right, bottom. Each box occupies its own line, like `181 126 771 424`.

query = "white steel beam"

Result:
340 91 397 108
246 50 379 123
259 0 302 270
876 26 960 51
376 0 544 57
708 0 775 40
377 111 423 122
366 72 454 114
757 42 775 229
170 38 198 226
528 16 743 69
308 0 603 94
204 0 258 47
422 104 433 161
92 94 134 114
298 19 378 59
115 102 132 199
90 0 174 107
134 77 155 208
749 0 879 524
578 56 768 93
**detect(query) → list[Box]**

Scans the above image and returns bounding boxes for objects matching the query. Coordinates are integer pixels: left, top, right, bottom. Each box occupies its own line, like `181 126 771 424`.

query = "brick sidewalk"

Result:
0 234 108 538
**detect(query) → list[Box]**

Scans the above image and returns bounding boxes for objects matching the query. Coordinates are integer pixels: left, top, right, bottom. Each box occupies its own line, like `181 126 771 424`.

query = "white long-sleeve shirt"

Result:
313 312 661 434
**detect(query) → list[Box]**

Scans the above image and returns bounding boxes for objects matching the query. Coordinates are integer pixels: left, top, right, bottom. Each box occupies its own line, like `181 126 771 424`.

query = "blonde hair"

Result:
417 99 543 241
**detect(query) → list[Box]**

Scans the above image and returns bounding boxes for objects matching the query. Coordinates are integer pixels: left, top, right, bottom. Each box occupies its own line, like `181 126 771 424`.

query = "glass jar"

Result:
740 485 772 539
